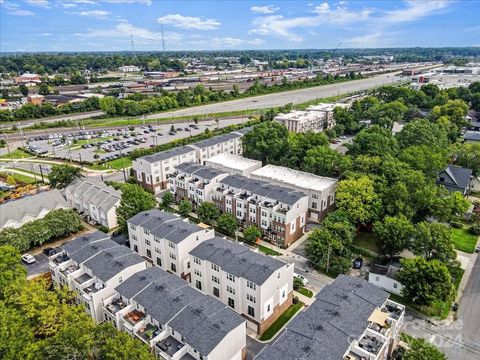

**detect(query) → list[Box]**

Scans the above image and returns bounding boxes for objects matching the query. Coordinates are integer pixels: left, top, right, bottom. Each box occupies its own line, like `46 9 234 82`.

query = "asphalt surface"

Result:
0 110 105 130
23 252 50 277
246 335 267 360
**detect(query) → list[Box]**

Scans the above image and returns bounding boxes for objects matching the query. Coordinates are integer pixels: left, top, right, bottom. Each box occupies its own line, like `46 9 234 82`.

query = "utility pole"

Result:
161 25 166 52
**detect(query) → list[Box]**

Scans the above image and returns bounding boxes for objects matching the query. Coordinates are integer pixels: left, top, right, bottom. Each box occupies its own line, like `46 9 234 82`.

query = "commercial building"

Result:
0 189 68 229
168 162 229 205
256 275 405 360
127 209 215 280
103 266 246 360
212 175 308 246
132 129 247 193
205 153 262 176
118 65 141 73
190 237 294 334
250 165 338 221
65 177 121 229
49 232 147 323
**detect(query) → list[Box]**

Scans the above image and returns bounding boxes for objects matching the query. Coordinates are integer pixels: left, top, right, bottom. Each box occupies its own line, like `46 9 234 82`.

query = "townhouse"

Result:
127 209 215 280
250 164 338 221
132 129 248 193
103 266 247 360
205 153 262 176
189 237 294 334
212 175 309 246
168 162 229 205
256 275 405 360
49 231 147 323
65 177 122 229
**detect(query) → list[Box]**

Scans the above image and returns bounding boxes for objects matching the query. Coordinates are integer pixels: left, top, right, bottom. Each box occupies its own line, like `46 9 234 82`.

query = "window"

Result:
154 236 160 243
211 263 219 271
171 263 176 273
145 239 151 246
393 283 398 289
194 269 202 277
267 304 271 312
131 235 137 241
312 194 318 199
196 280 202 291
227 273 235 282
146 249 151 258
248 305 255 317
156 258 162 267
247 294 256 303
213 287 220 297
130 224 136 230
212 275 220 284
228 297 235 309
169 253 176 260
194 257 202 265
311 202 317 209
246 280 256 290
154 247 161 254
375 276 380 282
133 245 138 252
282 290 286 299
168 241 176 249
227 285 235 295
143 228 150 235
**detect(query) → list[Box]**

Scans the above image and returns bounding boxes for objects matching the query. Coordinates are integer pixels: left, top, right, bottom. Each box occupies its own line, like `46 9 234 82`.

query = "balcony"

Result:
83 282 104 295
60 263 79 276
105 298 127 315
381 300 405 320
124 309 146 326
137 323 161 342
357 333 385 356
368 321 391 337
74 273 92 285
52 253 70 265
155 335 184 358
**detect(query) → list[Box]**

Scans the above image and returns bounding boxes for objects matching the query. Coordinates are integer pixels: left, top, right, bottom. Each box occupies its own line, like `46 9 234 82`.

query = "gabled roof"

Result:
189 132 241 149
116 266 170 299
176 162 227 180
141 145 196 164
440 165 472 190
62 231 110 254
190 237 286 285
0 189 67 228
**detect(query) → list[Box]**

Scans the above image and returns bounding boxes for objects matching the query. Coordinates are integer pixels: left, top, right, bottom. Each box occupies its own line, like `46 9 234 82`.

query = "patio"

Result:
137 323 161 341
358 334 383 355
124 309 146 326
74 273 92 285
156 335 184 358
106 298 127 314
61 264 79 276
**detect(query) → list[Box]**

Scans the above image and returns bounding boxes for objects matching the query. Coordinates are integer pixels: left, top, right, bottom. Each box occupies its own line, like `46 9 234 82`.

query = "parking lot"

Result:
26 117 247 163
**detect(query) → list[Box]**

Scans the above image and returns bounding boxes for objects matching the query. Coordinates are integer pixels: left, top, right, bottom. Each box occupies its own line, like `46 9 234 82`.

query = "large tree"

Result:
335 175 382 225
303 146 351 177
403 338 447 360
116 183 156 234
196 202 220 225
178 199 193 217
399 145 447 178
396 118 449 149
374 215 414 257
412 222 456 262
0 245 26 300
453 143 480 175
48 164 82 188
347 125 398 158
397 257 455 306
243 225 261 245
217 213 237 237
242 121 289 165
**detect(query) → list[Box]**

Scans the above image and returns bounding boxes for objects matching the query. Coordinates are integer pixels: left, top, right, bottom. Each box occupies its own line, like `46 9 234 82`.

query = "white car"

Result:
294 273 308 286
21 253 36 264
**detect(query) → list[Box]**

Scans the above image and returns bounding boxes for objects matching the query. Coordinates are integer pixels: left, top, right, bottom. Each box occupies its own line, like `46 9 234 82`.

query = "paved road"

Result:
23 253 50 278
246 336 267 360
0 110 105 130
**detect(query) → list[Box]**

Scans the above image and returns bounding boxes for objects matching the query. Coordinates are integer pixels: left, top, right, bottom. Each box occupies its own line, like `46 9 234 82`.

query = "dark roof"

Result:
464 131 480 141
62 231 110 254
190 132 241 149
369 264 400 280
438 165 472 191
175 162 226 180
141 145 195 164
116 267 170 299
190 237 286 285
83 245 144 282
68 238 119 264
127 209 179 227
220 175 307 205
255 275 389 360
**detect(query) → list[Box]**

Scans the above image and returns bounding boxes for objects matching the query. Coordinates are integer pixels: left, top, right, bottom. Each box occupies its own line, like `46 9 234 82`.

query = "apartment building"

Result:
274 110 328 133
133 145 197 193
212 175 308 246
127 209 215 280
250 165 338 221
49 231 147 323
190 237 294 334
255 275 405 360
205 153 262 176
65 177 121 229
307 102 350 129
132 129 250 193
103 267 247 360
169 162 229 205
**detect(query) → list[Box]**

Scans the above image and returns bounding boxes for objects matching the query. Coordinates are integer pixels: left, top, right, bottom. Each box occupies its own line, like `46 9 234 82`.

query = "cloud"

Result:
344 31 391 47
382 0 452 23
25 0 49 7
251 5 279 14
60 2 76 8
465 25 480 33
77 9 109 18
157 14 220 30
2 1 35 16
212 37 265 47
249 4 372 42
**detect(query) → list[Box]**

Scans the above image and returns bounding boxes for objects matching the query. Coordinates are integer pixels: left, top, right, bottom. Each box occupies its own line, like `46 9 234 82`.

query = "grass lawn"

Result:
451 227 478 253
259 302 304 341
297 287 313 298
257 244 282 256
353 232 381 254
389 293 451 320
0 172 36 185
88 157 132 171
0 149 32 159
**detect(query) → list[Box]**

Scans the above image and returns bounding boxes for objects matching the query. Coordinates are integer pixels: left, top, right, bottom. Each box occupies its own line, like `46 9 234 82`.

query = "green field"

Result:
0 172 36 185
88 157 132 171
259 302 304 341
0 149 32 159
451 227 478 253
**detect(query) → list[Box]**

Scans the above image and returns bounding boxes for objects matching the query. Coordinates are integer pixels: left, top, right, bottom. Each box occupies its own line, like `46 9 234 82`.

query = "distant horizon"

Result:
1 1 479 52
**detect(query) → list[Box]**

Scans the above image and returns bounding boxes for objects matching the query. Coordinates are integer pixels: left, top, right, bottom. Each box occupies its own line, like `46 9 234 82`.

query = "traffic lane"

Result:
23 253 50 278
246 335 267 360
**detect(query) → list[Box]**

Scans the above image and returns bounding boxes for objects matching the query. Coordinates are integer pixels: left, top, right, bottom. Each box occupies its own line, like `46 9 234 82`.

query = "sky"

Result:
0 0 479 52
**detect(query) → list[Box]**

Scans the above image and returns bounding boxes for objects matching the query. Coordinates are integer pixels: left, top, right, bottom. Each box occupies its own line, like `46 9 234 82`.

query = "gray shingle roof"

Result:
127 209 179 226
255 275 389 360
68 238 119 264
190 237 286 285
464 131 480 141
62 231 110 254
115 267 169 299
141 145 195 163
0 189 67 228
175 162 226 180
190 132 241 149
220 175 307 206
67 178 121 213
438 165 473 192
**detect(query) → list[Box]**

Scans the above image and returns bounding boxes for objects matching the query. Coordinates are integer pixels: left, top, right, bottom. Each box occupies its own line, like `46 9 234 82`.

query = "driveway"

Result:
23 252 50 278
246 335 266 360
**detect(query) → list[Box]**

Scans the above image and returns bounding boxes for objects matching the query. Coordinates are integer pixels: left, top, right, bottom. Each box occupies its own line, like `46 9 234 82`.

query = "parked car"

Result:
293 273 308 286
476 246 480 254
21 254 36 264
43 247 57 256
353 257 363 269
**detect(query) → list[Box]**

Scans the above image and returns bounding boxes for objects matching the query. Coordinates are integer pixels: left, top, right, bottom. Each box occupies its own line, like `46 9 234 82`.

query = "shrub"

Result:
293 296 299 305
468 223 480 235
450 221 463 229
98 225 109 234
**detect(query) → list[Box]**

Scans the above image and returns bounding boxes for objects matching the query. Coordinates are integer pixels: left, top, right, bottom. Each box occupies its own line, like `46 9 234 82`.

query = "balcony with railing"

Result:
123 309 146 327
105 297 128 315
381 300 405 321
136 322 161 344
155 335 185 360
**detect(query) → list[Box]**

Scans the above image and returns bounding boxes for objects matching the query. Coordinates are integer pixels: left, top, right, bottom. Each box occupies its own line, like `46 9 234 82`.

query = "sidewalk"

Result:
293 290 315 306
455 237 479 303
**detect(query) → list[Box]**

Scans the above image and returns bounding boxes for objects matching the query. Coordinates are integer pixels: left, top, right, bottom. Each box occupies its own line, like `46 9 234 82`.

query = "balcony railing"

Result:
124 309 146 326
105 298 127 315
137 323 160 341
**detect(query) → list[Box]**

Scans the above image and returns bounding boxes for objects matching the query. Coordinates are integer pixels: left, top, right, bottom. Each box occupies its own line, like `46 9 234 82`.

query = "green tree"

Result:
48 164 82 188
403 338 447 360
335 176 382 224
217 213 238 237
0 304 34 360
412 222 456 262
6 175 16 186
243 225 261 245
19 85 29 97
161 191 174 209
97 330 155 360
399 145 447 178
178 199 193 217
38 83 50 95
396 118 449 149
303 145 351 177
431 99 469 128
116 184 156 234
0 245 26 300
347 125 398 158
242 121 289 165
397 257 455 306
305 228 350 275
453 143 480 175
374 215 414 257
196 202 220 225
